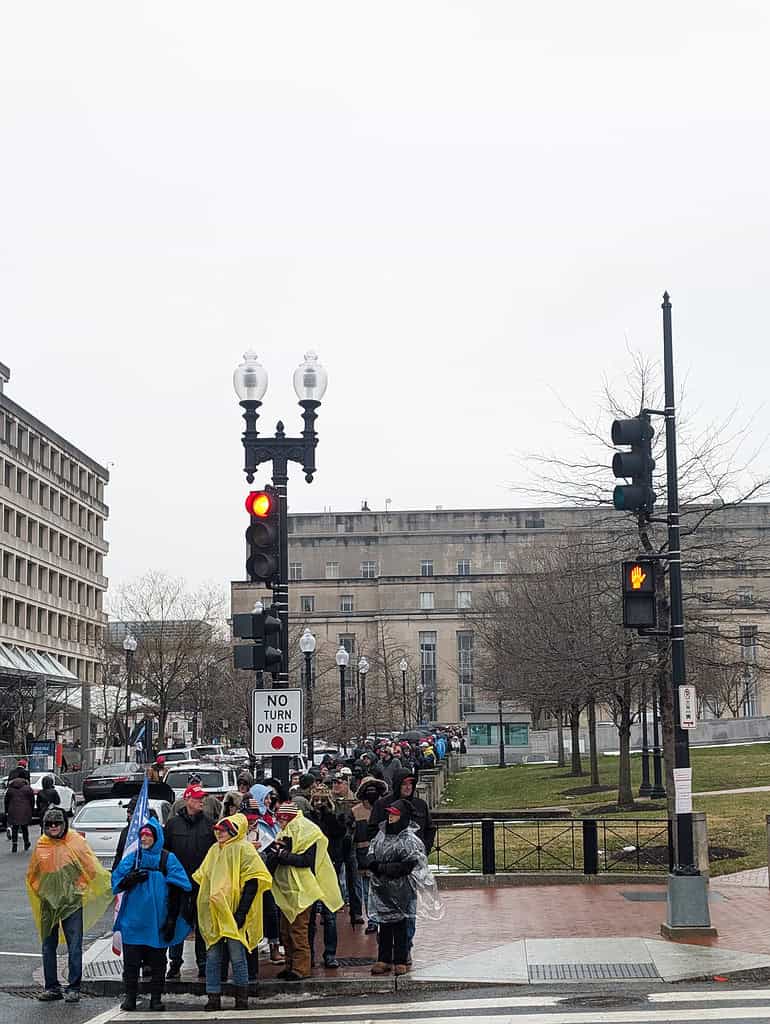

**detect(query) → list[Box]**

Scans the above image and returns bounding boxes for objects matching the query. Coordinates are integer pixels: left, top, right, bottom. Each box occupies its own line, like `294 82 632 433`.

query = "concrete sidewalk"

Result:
68 878 770 995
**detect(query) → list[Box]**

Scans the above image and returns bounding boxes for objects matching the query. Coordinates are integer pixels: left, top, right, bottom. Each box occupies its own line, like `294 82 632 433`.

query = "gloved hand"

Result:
120 869 148 892
160 917 177 943
275 845 292 863
368 860 381 876
233 909 247 929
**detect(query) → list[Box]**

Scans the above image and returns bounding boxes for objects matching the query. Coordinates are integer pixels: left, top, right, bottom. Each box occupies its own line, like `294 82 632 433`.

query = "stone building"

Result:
0 362 109 748
231 501 770 740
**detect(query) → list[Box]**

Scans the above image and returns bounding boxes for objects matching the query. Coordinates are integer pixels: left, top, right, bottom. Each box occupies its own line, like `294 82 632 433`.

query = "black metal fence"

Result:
431 817 673 875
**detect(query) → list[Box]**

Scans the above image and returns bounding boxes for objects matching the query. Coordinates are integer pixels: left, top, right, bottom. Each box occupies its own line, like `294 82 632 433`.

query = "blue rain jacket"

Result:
112 818 192 948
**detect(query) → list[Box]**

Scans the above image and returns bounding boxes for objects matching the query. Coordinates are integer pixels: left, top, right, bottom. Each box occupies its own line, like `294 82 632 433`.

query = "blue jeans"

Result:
406 916 416 953
42 908 83 993
360 874 371 918
308 901 337 961
205 938 248 993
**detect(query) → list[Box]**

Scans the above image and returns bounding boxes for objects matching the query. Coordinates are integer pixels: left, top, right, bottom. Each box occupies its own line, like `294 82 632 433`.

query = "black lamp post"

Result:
336 645 349 753
123 633 137 762
399 658 408 731
299 628 316 766
639 681 652 797
358 656 369 736
416 682 424 725
234 349 328 790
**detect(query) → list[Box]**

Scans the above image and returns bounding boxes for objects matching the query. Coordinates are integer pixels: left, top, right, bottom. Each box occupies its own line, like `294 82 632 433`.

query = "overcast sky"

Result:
2 2 769 597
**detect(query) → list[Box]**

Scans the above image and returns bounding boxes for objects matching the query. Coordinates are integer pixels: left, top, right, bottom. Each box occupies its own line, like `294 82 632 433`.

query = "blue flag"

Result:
112 776 149 954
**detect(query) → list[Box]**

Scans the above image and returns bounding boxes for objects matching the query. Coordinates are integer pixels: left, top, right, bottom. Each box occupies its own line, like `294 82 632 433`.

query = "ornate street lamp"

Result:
299 628 316 765
336 645 350 752
358 656 369 736
399 658 408 732
123 633 138 762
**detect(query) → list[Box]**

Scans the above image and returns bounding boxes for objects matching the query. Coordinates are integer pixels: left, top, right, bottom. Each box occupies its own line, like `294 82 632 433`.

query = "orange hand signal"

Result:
630 565 646 590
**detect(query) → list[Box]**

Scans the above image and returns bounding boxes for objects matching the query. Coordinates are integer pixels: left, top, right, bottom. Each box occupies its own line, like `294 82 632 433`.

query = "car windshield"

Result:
76 804 127 823
166 769 223 789
160 751 190 762
89 763 137 777
195 746 219 756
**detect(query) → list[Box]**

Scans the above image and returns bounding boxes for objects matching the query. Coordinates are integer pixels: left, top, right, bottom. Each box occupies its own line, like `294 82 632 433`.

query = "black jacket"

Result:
36 784 61 819
368 769 436 854
308 805 348 868
163 808 215 879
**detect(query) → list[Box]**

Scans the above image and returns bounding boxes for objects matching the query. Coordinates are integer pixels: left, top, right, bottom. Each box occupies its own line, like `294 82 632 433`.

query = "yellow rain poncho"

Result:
26 828 113 941
272 811 343 924
193 813 272 952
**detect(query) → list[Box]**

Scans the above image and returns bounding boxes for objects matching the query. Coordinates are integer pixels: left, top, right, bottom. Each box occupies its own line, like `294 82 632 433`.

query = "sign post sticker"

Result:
250 688 303 756
678 684 697 730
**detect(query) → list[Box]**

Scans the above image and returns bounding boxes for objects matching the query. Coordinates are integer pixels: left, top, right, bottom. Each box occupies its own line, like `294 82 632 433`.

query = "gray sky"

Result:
2 2 769 593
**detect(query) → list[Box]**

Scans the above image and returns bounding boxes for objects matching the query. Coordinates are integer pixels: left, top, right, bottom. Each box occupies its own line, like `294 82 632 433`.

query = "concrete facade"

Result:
0 364 109 743
231 502 770 727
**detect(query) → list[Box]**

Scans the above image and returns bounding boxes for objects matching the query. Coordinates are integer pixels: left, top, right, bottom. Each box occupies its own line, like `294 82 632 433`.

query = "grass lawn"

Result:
438 743 770 877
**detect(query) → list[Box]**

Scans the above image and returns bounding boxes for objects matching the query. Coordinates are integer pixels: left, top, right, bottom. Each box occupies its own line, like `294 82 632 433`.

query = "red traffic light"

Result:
245 491 272 518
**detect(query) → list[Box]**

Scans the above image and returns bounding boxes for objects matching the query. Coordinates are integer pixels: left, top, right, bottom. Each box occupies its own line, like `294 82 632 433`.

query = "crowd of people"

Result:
17 729 456 1010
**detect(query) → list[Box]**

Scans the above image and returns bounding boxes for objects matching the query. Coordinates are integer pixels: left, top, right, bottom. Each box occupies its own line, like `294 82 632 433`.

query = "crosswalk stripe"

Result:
651 988 770 1002
109 1007 770 1024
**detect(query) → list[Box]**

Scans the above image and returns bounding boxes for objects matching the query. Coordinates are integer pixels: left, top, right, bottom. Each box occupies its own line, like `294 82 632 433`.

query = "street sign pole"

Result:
660 292 715 938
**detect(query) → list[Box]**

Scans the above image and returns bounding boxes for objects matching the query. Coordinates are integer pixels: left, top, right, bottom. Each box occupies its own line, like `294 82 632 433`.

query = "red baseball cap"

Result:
183 785 206 800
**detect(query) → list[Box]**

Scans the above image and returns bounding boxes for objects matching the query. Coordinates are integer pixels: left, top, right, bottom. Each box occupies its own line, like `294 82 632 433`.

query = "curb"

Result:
436 873 667 889
80 976 519 998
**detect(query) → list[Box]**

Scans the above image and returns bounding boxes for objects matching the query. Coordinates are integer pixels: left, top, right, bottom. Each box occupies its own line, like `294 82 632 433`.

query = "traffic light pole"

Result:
239 404 321 795
659 292 715 938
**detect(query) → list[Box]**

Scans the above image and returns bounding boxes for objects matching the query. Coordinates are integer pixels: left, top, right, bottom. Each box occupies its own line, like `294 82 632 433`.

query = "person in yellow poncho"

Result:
27 808 113 1004
193 813 272 1012
265 802 343 981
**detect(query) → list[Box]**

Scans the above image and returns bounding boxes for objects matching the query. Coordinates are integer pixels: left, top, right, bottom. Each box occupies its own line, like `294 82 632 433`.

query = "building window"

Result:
419 592 435 610
420 560 434 577
289 562 303 581
360 561 377 579
456 591 472 610
493 559 508 573
419 631 437 721
457 630 474 718
740 625 758 664
300 595 315 613
737 587 754 606
325 561 340 579
469 723 529 746
340 595 354 613
457 559 472 576
525 516 546 529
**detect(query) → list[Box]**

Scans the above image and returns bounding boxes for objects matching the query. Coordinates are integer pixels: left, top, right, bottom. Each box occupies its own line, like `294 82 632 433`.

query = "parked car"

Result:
155 747 198 764
164 763 240 801
0 773 77 818
223 747 251 767
254 754 310 780
82 762 144 802
72 797 172 862
310 747 341 766
192 744 225 759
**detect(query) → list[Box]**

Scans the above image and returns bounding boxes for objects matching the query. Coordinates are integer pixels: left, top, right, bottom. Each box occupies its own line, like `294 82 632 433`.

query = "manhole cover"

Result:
561 994 650 1008
529 962 659 981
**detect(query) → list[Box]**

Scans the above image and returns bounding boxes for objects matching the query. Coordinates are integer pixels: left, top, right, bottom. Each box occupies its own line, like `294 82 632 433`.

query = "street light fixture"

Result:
336 645 350 752
122 633 138 762
299 628 316 766
234 349 328 789
358 656 369 736
399 658 408 731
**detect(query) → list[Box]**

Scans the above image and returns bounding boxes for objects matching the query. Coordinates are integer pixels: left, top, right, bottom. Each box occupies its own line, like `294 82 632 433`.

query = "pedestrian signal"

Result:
621 559 657 629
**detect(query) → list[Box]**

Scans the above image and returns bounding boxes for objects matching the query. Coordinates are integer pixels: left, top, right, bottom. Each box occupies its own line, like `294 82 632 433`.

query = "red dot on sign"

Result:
271 736 284 750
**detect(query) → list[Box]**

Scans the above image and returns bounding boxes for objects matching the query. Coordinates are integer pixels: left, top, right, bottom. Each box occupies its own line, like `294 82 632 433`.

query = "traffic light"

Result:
233 601 283 674
611 415 656 517
621 559 657 629
245 486 280 585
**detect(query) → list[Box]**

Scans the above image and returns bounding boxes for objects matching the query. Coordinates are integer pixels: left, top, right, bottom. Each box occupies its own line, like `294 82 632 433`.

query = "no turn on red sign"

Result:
250 688 303 755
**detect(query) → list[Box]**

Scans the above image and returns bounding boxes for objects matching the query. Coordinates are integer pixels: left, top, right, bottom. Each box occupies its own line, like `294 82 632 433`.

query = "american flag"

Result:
112 777 149 956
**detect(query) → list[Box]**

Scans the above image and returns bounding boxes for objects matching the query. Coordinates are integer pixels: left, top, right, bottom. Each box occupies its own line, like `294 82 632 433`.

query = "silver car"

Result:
72 797 172 863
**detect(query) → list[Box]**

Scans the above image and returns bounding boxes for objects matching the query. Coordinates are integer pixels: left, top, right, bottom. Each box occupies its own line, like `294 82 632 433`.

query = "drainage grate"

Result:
83 959 124 980
0 986 97 1000
333 957 376 967
529 962 659 981
561 994 650 1008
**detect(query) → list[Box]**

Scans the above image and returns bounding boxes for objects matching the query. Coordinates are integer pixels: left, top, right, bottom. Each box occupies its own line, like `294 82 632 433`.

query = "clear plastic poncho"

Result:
27 829 113 941
367 822 443 924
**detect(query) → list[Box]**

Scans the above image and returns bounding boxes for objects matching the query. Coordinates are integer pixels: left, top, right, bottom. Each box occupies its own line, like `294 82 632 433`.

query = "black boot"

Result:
234 985 249 1010
120 982 138 1011
149 989 166 1012
204 993 221 1011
